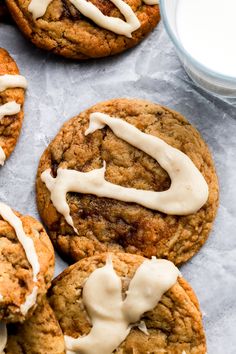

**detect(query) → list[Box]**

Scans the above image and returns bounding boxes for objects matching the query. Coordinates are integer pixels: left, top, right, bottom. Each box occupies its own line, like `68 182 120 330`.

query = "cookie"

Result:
0 48 27 166
0 203 55 323
48 253 207 353
4 298 65 354
36 98 219 265
5 0 160 59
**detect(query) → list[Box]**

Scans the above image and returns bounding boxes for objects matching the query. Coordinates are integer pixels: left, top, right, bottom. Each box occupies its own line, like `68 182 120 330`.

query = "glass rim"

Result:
159 0 236 85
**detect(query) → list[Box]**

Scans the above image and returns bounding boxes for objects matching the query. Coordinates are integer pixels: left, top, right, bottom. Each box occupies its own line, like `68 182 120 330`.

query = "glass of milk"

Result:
160 0 236 97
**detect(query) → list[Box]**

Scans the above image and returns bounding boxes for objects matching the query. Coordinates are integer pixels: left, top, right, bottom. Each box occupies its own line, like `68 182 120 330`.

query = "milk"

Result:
176 0 236 77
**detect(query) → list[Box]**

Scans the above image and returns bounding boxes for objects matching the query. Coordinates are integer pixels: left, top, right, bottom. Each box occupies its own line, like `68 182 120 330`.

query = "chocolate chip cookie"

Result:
0 48 26 166
0 204 55 323
6 0 160 59
49 253 207 353
5 298 65 354
36 98 219 265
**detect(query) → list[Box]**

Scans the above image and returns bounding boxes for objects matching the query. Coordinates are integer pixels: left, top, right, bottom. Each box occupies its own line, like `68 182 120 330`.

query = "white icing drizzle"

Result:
0 102 21 166
20 286 38 316
28 0 52 19
28 0 158 38
0 203 40 314
0 323 7 354
0 101 21 120
0 74 27 166
64 256 180 354
0 148 6 167
144 0 159 3
41 112 208 233
0 75 27 93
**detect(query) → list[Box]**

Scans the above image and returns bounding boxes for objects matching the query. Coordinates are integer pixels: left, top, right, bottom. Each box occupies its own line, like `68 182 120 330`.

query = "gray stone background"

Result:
0 19 236 353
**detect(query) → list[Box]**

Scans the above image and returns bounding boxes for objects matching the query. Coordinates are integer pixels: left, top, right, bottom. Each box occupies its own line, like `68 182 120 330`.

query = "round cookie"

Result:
0 48 25 165
0 205 55 323
4 298 65 354
36 98 219 265
48 253 207 353
5 0 160 59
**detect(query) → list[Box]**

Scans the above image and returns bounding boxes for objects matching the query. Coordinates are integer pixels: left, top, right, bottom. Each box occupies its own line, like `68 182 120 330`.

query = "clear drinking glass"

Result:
159 0 236 97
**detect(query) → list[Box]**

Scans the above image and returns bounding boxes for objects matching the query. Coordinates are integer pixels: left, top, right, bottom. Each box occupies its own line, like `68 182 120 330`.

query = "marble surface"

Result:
0 19 236 354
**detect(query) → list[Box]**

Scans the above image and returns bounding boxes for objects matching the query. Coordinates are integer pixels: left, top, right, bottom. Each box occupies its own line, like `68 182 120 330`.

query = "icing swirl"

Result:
65 256 180 354
41 112 209 233
28 0 159 38
0 75 27 93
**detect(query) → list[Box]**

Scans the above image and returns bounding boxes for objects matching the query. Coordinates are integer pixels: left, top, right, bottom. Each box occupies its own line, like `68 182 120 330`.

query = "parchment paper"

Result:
0 21 236 353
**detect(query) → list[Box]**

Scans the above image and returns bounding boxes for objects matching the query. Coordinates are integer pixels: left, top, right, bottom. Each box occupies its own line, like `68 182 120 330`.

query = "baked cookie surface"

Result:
5 0 160 59
5 299 65 354
36 98 219 265
0 205 55 323
48 253 207 353
0 48 25 166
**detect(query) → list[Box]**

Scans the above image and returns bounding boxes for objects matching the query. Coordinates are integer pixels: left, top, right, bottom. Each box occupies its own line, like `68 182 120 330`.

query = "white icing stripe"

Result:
28 0 158 37
0 323 7 354
0 75 27 93
28 0 52 19
69 0 140 38
0 203 40 314
0 148 6 167
20 286 38 316
0 91 24 167
41 112 208 233
144 0 159 4
0 101 21 120
0 203 40 282
65 257 179 354
0 203 40 281
0 101 21 166
0 102 22 166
